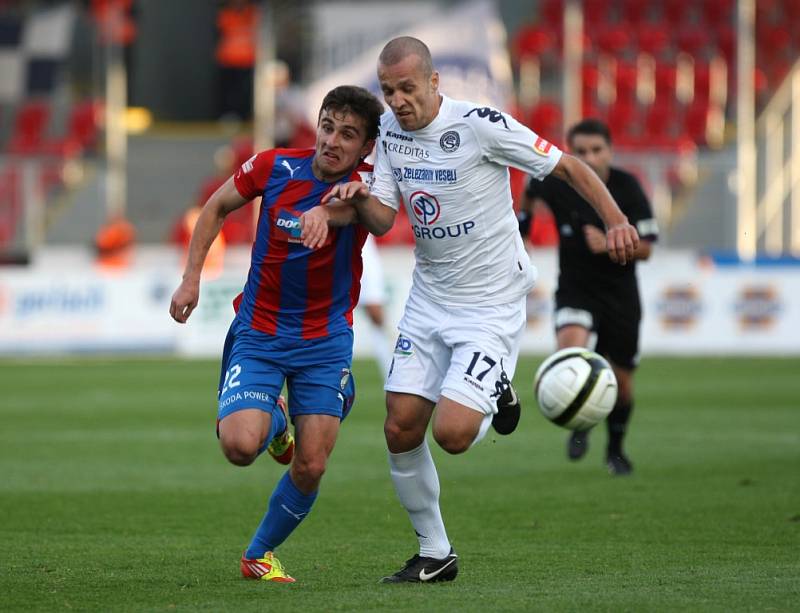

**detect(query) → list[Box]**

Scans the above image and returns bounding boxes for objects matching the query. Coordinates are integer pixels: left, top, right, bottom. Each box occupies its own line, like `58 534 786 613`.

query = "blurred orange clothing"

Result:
95 216 136 268
216 5 257 68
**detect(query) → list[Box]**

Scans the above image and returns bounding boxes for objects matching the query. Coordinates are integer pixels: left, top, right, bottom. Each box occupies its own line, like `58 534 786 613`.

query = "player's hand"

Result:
605 222 639 265
300 206 330 249
583 225 607 254
321 181 370 205
169 278 200 323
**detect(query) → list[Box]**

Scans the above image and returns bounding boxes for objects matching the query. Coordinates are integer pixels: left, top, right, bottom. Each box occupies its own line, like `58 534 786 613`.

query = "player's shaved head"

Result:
379 36 433 77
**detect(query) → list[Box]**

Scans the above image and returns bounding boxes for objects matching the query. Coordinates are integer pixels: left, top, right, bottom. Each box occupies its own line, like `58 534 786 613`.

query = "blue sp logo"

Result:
410 191 440 226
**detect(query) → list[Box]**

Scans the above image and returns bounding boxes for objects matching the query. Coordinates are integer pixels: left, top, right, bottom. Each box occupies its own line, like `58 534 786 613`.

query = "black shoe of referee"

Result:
381 548 458 583
606 452 633 476
492 371 521 435
567 429 590 460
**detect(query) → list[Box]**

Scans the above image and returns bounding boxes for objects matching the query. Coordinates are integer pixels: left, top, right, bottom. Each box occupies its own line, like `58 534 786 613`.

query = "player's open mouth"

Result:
322 151 339 162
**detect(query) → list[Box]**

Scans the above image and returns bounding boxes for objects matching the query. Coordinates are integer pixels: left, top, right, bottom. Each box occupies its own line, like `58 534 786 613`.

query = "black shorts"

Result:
554 282 641 370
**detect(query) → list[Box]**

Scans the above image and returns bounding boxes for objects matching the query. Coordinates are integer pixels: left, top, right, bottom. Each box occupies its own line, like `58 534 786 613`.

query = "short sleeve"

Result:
233 150 276 200
623 174 659 242
369 132 403 211
465 106 562 180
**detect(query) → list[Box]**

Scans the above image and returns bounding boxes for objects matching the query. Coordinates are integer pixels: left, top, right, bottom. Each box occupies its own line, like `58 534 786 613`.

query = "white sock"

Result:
470 413 493 448
388 439 451 559
370 322 392 381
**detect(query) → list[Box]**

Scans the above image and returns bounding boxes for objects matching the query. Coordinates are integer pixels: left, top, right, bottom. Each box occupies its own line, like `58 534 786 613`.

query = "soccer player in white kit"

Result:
314 37 639 583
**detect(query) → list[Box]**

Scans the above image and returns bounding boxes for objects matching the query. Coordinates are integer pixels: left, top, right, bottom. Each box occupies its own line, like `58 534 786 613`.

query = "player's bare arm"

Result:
551 154 639 265
321 181 397 236
299 202 359 249
169 177 248 323
583 225 653 260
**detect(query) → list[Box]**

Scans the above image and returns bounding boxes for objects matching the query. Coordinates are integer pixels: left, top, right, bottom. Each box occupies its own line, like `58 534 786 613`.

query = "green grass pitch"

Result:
1 356 798 612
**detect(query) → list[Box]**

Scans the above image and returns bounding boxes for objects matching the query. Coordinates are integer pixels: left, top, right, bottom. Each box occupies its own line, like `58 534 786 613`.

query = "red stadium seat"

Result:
581 62 600 104
584 0 613 25
606 100 639 139
676 27 709 56
655 63 678 101
693 61 711 103
716 26 735 64
6 100 50 155
539 0 563 29
615 61 639 99
782 0 800 23
595 26 632 55
756 23 792 65
42 100 100 157
683 100 709 144
513 25 556 60
621 0 651 26
637 26 670 57
662 0 694 27
527 99 562 137
701 0 733 26
644 101 677 140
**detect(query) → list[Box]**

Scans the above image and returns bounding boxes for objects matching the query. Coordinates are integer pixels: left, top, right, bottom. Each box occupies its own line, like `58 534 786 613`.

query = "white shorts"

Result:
359 234 386 306
384 287 527 416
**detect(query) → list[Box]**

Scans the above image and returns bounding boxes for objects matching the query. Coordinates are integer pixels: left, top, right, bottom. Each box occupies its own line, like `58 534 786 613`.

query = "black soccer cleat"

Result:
567 429 590 461
606 452 634 476
491 372 521 435
381 548 458 584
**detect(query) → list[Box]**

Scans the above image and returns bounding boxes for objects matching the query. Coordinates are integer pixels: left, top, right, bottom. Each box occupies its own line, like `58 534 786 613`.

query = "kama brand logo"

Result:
281 159 299 178
463 107 509 130
275 209 302 241
533 136 552 156
410 191 440 225
386 130 413 142
734 285 781 330
394 335 413 356
439 130 461 152
657 284 702 329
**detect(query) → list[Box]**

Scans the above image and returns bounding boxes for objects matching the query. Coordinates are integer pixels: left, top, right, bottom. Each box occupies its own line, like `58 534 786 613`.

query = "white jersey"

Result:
370 94 563 306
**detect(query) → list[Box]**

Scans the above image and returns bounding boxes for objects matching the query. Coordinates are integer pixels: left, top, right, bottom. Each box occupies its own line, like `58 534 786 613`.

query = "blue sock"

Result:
244 471 318 559
256 403 287 457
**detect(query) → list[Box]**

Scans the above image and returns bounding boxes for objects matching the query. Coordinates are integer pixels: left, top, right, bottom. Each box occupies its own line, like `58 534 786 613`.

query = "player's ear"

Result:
360 138 375 160
430 70 439 91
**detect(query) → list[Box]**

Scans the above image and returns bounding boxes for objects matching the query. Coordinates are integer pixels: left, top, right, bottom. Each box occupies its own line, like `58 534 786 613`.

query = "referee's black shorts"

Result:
554 282 641 370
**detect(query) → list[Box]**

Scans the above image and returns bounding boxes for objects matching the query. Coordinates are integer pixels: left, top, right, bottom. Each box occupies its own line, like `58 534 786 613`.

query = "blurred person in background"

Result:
323 37 639 583
518 118 658 476
216 0 256 120
169 85 383 583
359 234 392 379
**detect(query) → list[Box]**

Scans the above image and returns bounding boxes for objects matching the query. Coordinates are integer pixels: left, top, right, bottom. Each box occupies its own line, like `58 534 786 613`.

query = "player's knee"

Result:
384 416 424 450
291 456 327 489
431 425 471 455
220 435 259 467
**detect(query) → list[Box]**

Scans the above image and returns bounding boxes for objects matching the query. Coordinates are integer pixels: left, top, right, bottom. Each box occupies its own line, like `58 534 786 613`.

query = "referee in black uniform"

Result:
519 119 658 475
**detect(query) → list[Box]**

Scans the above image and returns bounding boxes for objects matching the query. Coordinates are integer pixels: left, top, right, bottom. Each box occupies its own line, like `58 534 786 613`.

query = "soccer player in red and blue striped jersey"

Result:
169 85 383 583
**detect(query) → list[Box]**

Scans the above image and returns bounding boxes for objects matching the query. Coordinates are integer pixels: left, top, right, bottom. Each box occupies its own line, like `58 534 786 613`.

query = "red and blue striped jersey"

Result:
232 148 369 339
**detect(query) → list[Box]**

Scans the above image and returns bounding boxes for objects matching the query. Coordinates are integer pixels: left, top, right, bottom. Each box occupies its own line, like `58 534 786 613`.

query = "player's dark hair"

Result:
567 118 612 146
379 36 434 78
319 85 383 141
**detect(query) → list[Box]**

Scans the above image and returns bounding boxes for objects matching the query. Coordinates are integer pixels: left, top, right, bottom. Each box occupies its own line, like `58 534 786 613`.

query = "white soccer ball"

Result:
533 347 618 431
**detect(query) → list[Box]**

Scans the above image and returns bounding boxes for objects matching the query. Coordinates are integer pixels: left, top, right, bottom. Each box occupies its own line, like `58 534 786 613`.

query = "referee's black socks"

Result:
606 400 632 456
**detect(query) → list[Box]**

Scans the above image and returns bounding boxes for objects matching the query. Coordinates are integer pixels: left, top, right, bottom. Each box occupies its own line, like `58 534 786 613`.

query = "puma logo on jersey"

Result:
281 160 299 178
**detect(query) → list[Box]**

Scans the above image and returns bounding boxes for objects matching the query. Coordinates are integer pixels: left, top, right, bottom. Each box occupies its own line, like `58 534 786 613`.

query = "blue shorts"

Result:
217 318 356 423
